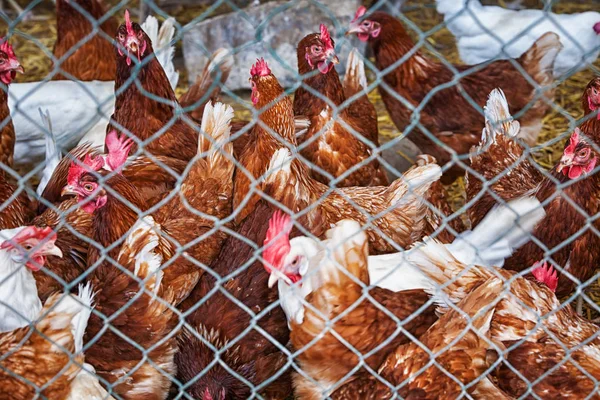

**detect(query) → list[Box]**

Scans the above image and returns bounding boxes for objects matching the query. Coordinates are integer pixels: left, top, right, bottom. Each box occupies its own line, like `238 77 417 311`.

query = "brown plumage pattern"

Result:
294 35 387 187
235 68 445 254
0 293 84 400
32 198 93 302
110 20 198 161
176 201 292 400
290 221 437 399
466 90 600 296
353 11 560 182
52 0 118 81
0 87 15 169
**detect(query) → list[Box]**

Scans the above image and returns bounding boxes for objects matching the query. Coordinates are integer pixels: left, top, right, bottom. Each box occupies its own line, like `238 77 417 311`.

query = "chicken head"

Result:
0 226 62 271
0 39 24 85
584 76 600 117
297 24 339 75
116 9 149 66
346 6 381 42
62 154 108 213
556 128 598 180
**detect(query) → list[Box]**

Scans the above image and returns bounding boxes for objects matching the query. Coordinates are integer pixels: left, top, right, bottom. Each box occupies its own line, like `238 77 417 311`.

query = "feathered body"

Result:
110 15 198 161
235 60 445 254
468 89 600 296
294 31 387 187
348 9 560 182
176 201 292 400
0 286 94 400
53 0 118 81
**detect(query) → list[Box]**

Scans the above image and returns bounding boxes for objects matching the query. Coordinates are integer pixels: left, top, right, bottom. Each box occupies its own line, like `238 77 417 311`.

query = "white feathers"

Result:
67 363 116 400
448 196 545 268
37 108 62 197
141 15 179 90
199 101 234 155
344 48 368 92
267 148 293 176
122 216 164 297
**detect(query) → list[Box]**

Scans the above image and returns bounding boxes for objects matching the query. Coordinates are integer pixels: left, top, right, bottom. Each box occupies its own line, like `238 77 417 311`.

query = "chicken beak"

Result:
7 59 24 75
268 273 279 288
61 185 77 197
345 25 360 36
332 54 340 65
41 243 63 258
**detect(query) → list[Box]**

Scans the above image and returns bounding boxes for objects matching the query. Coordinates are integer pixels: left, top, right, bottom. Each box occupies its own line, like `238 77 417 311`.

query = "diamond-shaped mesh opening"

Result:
1 0 600 399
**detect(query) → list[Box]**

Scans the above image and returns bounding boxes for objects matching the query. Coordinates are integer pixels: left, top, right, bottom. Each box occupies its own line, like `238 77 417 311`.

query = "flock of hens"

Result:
1 0 600 399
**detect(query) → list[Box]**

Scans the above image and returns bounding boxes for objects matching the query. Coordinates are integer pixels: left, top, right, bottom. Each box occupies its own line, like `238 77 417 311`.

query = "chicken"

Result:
581 76 600 141
294 26 388 187
63 101 234 305
467 88 600 297
52 0 119 81
175 201 292 400
0 226 63 332
404 228 600 400
0 285 96 400
262 215 437 399
0 40 32 229
436 0 600 77
235 59 446 254
332 277 508 400
346 7 561 182
8 15 178 165
109 10 199 161
0 39 24 168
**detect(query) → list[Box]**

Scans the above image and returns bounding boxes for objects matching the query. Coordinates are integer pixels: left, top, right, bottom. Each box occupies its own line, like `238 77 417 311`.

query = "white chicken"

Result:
436 0 600 77
8 16 178 167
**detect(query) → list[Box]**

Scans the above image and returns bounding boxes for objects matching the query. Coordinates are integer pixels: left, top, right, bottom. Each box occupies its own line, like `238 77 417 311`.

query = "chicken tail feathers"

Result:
478 88 521 150
179 48 234 120
198 101 234 169
141 15 179 90
519 32 561 87
343 48 368 98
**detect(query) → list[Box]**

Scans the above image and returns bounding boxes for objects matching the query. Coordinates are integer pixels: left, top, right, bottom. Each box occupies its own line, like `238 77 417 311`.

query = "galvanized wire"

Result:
1 0 600 399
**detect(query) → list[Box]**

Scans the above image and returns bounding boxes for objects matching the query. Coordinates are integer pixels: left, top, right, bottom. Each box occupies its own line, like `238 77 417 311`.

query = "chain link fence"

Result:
1 0 600 399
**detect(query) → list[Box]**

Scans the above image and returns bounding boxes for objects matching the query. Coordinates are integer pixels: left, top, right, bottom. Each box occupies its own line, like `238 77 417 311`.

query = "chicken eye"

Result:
118 33 124 41
23 244 32 251
312 45 322 54
0 59 5 65
362 21 370 27
83 183 94 192
578 149 590 158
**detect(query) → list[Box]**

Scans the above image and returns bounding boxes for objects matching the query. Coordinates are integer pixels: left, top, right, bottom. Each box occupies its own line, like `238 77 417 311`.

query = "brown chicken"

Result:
581 76 600 141
175 201 292 400
294 26 387 187
53 0 118 81
409 229 600 400
0 289 94 400
109 10 199 161
346 7 561 182
331 277 508 400
0 41 31 229
262 216 437 399
235 58 446 254
467 88 600 297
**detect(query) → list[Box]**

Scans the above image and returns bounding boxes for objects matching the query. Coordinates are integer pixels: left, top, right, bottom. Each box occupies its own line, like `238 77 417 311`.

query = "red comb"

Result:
67 154 104 187
263 211 292 272
564 128 581 156
352 6 367 23
320 24 334 52
250 58 271 77
0 38 15 58
0 226 56 250
125 9 134 36
105 130 133 171
531 261 558 292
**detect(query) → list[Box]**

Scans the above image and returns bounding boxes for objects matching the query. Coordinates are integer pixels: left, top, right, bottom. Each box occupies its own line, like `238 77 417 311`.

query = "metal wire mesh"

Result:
1 0 600 399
